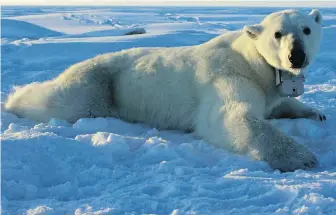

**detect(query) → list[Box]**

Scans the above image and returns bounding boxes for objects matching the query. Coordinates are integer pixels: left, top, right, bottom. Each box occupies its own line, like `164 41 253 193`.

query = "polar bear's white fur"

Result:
5 9 325 172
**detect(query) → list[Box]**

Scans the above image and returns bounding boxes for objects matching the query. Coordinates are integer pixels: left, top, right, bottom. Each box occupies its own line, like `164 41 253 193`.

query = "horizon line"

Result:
2 1 336 7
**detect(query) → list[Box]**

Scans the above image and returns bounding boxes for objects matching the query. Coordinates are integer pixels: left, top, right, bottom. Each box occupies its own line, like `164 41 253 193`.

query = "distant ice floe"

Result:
61 13 124 28
1 19 64 39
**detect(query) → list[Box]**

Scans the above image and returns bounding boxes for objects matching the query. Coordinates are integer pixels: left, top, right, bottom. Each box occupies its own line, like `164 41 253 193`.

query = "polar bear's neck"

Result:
230 33 280 98
200 32 283 110
204 32 277 93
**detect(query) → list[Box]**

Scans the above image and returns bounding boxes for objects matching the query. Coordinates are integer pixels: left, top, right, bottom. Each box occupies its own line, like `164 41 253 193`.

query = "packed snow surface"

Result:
1 6 336 215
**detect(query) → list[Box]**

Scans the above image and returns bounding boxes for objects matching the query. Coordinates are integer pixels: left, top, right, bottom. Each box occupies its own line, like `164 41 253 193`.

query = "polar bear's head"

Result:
244 9 322 75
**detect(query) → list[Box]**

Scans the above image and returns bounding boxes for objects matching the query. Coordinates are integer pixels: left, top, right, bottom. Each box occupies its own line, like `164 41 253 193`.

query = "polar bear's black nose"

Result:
289 41 306 68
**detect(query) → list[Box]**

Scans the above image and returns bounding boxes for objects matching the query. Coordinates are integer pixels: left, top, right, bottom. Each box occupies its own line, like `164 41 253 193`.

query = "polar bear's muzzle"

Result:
289 40 307 69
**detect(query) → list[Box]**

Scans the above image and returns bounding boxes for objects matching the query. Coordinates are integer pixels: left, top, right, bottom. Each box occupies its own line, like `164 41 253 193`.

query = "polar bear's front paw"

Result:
268 143 318 172
304 109 326 122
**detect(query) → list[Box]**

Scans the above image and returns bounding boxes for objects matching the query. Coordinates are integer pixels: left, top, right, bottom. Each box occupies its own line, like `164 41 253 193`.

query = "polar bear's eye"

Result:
274 31 282 39
303 27 311 35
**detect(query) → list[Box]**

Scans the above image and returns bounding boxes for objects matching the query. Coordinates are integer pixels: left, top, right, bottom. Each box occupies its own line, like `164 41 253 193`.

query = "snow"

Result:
1 5 336 215
1 19 63 39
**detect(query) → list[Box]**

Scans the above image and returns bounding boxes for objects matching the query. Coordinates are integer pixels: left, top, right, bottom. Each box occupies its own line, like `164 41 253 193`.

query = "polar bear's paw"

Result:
268 143 318 172
304 109 327 122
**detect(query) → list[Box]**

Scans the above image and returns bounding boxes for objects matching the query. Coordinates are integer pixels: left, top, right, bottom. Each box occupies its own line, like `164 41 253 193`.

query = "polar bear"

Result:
5 9 325 172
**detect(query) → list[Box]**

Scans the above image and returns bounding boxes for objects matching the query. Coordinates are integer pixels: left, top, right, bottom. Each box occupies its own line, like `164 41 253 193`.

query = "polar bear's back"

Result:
112 46 201 130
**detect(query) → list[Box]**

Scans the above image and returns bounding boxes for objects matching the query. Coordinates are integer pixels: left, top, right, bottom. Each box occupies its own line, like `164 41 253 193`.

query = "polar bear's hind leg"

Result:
48 64 119 123
5 63 118 123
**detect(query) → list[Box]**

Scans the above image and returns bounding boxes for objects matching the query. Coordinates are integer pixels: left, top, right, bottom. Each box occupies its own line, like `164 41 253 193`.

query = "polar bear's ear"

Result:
309 9 322 24
244 24 263 40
